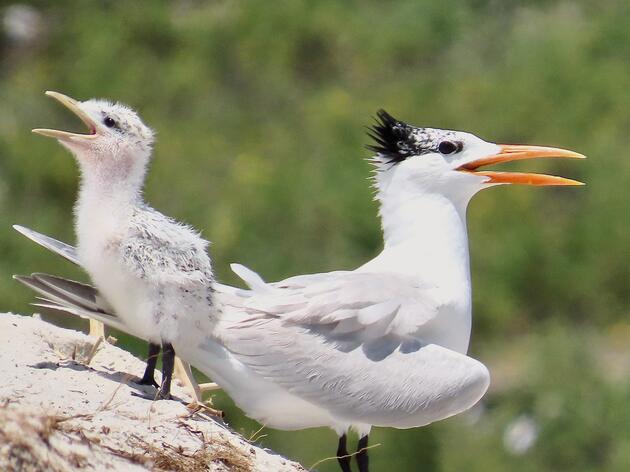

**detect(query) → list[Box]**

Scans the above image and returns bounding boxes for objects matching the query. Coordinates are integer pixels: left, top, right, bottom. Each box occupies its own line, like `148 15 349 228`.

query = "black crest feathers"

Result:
367 110 421 163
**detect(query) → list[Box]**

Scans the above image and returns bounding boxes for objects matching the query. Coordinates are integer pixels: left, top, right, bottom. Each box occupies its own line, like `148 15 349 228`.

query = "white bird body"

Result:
176 152 493 434
29 91 216 398
44 95 217 346
75 185 214 344
181 298 490 434
174 115 583 444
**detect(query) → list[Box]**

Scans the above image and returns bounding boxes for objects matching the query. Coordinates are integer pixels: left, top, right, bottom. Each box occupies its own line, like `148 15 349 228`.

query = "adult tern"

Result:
15 109 584 471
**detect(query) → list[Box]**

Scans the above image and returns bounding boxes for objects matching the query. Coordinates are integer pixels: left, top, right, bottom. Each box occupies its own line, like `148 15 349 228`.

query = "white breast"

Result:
75 191 163 342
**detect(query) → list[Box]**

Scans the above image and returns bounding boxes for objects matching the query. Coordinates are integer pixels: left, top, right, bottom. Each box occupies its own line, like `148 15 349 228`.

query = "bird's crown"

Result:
82 99 155 147
367 110 459 164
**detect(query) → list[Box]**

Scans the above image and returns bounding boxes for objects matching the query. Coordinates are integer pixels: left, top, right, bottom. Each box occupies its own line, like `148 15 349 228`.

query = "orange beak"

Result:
458 144 586 186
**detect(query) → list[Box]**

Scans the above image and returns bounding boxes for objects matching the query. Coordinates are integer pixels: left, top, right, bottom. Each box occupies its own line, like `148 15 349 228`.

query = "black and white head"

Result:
33 91 155 188
368 110 584 204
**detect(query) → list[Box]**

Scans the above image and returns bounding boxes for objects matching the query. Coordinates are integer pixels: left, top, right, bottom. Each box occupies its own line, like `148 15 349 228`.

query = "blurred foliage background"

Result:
1 0 629 470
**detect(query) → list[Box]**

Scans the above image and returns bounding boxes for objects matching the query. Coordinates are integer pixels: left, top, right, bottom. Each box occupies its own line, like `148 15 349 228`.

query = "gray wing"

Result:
230 263 442 338
219 314 488 428
13 225 80 265
217 264 488 427
13 225 123 328
13 273 126 332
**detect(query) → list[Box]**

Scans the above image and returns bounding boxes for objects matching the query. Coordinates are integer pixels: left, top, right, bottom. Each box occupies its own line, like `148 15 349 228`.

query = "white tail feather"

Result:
230 263 273 293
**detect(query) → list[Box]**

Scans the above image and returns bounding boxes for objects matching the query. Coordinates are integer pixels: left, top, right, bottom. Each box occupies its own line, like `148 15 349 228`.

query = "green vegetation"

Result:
1 1 629 470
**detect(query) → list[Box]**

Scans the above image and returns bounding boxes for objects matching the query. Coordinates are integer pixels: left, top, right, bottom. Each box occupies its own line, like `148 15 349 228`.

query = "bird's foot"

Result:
137 374 159 389
154 384 172 401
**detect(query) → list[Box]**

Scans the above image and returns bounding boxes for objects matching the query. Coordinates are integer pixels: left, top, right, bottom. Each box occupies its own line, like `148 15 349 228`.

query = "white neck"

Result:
360 184 475 353
367 188 471 289
77 166 144 209
74 160 146 259
72 145 150 213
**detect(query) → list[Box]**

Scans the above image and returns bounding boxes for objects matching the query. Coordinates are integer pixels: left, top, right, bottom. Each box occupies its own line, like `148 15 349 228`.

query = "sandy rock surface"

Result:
0 313 304 472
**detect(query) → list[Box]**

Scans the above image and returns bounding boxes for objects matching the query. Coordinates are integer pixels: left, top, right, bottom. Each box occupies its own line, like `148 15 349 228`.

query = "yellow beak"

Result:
458 144 586 186
32 91 97 141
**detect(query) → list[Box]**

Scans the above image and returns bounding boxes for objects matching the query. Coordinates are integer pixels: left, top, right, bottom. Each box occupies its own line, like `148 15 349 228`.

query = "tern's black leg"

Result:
356 434 369 472
156 342 175 400
139 343 160 387
337 434 352 472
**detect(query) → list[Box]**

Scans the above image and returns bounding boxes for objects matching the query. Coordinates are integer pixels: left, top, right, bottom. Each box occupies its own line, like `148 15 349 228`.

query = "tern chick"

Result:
31 91 215 399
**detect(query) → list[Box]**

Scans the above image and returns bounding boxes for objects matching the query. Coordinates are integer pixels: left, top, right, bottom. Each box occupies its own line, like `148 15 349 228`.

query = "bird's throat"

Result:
74 170 144 256
368 192 473 299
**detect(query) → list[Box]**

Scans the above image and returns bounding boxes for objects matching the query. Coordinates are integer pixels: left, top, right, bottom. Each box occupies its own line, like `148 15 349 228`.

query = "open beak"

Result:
32 91 98 141
458 144 586 186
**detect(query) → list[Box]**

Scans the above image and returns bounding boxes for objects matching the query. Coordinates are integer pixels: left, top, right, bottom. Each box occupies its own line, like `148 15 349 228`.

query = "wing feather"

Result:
13 225 80 265
230 264 440 338
219 315 489 428
221 264 488 428
15 274 128 332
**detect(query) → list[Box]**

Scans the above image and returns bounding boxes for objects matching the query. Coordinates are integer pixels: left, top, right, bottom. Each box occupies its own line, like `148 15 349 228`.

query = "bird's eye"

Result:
103 117 116 128
438 140 462 155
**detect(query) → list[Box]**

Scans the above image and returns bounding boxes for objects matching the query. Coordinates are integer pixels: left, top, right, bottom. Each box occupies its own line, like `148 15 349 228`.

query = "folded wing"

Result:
230 263 444 338
217 264 487 428
14 273 126 332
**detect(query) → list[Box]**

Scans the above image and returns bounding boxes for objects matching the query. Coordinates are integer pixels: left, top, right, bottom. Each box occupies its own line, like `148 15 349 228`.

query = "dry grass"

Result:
122 434 252 472
0 407 86 472
107 422 253 472
0 406 252 472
